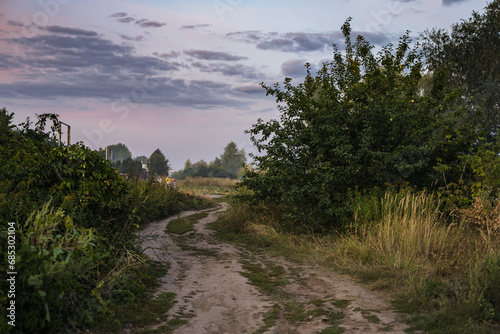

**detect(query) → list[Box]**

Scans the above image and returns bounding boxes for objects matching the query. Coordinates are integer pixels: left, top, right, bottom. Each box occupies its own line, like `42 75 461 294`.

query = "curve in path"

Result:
135 203 409 334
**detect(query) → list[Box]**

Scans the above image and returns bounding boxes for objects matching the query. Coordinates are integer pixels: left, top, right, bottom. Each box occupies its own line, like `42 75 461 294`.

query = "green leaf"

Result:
53 248 64 258
45 302 51 322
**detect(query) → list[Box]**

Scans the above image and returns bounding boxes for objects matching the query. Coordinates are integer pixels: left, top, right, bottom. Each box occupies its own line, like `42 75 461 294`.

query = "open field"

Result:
176 177 238 197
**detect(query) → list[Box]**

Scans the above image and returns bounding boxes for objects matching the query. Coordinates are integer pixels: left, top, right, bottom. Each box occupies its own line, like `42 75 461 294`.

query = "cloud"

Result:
135 19 166 28
281 59 308 77
180 24 211 30
43 25 98 37
191 62 264 79
442 0 470 5
153 51 181 59
0 26 247 109
183 49 248 61
233 82 264 94
7 28 177 76
110 12 128 18
226 30 391 52
110 13 165 28
0 70 244 109
118 17 135 23
0 54 21 69
120 34 145 41
226 30 267 43
7 20 24 27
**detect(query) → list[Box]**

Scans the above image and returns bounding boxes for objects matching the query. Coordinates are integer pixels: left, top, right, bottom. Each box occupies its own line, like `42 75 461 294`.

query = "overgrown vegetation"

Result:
0 109 211 333
220 3 500 332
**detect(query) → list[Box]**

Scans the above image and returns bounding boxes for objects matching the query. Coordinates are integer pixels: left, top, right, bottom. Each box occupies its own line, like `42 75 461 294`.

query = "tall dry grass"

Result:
333 192 482 281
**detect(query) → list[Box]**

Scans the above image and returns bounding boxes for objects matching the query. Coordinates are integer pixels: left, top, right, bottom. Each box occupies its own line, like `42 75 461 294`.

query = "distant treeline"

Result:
97 143 170 177
172 141 247 180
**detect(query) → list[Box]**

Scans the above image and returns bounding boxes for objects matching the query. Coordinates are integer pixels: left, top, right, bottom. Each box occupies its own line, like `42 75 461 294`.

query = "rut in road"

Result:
135 202 409 334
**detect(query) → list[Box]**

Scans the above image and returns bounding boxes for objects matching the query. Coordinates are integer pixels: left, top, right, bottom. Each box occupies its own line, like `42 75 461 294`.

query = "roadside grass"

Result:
134 318 188 334
210 191 500 333
177 177 238 196
118 292 176 327
165 212 209 234
95 260 187 334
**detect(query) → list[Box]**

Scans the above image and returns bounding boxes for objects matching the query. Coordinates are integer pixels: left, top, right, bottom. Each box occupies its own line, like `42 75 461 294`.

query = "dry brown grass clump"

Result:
460 196 500 240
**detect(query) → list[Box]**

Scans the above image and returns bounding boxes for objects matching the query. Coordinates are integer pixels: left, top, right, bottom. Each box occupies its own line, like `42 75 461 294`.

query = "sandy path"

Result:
135 203 409 333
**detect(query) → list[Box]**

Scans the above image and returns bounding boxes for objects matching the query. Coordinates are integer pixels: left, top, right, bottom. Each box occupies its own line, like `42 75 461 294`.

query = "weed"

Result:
311 299 325 307
320 327 345 334
165 212 209 234
331 299 350 309
117 292 176 327
363 314 381 324
320 310 346 334
253 304 280 334
239 260 287 295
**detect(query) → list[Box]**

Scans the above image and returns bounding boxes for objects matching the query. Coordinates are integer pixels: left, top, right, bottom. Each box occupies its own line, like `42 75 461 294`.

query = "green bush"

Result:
6 204 100 332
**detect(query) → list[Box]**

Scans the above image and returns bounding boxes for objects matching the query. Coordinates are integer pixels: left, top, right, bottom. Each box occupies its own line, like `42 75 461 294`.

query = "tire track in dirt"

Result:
135 202 409 333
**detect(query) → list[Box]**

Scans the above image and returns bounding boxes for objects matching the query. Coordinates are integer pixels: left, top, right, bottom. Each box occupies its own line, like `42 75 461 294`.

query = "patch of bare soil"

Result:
134 203 409 333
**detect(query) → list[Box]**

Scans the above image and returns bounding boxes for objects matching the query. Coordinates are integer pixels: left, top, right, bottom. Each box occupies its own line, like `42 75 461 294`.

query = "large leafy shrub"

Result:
239 19 476 231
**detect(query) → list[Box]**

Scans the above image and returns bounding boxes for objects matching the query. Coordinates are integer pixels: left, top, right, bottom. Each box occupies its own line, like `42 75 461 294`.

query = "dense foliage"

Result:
239 19 479 231
421 0 499 142
0 109 209 333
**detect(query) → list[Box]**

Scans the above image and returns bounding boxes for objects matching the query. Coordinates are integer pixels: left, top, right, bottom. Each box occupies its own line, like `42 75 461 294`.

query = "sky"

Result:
0 0 492 170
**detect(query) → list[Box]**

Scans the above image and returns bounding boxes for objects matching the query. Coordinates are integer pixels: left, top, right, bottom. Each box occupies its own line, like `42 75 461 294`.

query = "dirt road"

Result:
134 202 409 333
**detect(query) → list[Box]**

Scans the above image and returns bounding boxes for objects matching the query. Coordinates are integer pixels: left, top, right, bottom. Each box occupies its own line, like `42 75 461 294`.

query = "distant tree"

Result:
98 143 132 163
184 159 193 171
149 149 170 176
193 160 210 177
220 141 246 177
134 155 149 164
119 157 137 175
173 142 246 179
0 107 15 133
421 1 500 140
211 157 223 168
208 157 230 178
